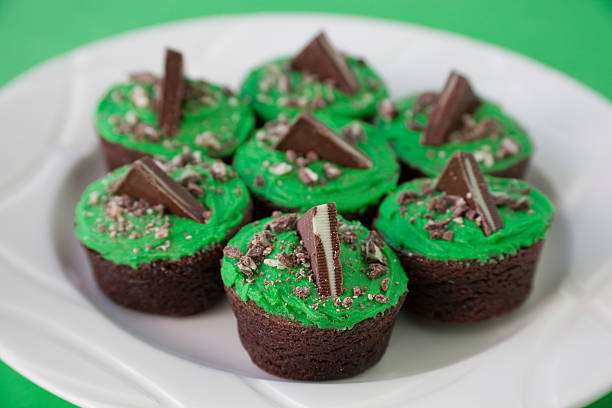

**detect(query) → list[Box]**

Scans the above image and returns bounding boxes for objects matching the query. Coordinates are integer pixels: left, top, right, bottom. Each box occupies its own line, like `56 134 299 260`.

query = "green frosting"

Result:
375 177 554 263
96 78 255 159
376 95 532 176
233 114 399 215
221 216 408 330
240 56 388 121
74 157 250 268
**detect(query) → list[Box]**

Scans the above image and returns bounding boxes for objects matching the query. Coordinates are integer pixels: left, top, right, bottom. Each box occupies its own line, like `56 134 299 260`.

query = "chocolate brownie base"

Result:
85 201 253 316
390 240 544 323
251 192 379 227
225 286 406 380
399 157 530 183
99 136 152 171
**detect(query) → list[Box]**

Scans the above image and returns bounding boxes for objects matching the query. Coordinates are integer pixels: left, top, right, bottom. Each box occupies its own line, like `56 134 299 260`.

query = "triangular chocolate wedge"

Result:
297 203 343 298
289 32 360 95
423 71 480 146
158 49 185 137
274 112 372 169
110 157 207 223
435 152 503 236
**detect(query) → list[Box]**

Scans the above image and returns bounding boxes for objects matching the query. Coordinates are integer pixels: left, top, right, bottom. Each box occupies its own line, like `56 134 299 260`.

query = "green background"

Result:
1 0 611 407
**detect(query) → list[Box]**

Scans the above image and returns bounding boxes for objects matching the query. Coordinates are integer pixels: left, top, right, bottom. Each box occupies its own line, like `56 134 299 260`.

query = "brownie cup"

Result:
233 112 399 222
221 204 408 380
96 49 254 170
74 151 252 315
240 32 388 121
376 71 532 180
374 152 554 323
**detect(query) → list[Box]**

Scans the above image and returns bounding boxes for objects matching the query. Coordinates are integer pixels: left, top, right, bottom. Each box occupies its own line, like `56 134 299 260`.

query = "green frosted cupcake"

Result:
233 112 399 220
96 49 255 170
375 152 554 322
240 32 388 121
222 203 408 380
376 72 532 179
75 152 252 315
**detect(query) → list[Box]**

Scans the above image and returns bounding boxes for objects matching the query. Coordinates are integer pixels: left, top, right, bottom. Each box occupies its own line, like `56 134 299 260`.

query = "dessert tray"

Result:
0 13 611 407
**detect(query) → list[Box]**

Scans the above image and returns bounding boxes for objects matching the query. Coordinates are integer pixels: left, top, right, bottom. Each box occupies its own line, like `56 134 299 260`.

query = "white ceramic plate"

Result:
1 13 611 408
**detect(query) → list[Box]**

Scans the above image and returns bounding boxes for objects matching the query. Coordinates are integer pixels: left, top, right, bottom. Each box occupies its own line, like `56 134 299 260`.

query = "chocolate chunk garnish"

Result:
323 162 342 180
290 32 360 95
297 203 343 298
237 255 257 277
397 190 419 205
339 229 357 244
381 278 390 292
364 231 386 265
435 152 503 236
298 167 318 186
223 246 241 260
267 213 298 233
353 286 365 297
374 294 389 303
461 118 499 142
367 263 388 279
424 218 452 231
130 71 158 84
423 72 480 146
442 230 454 241
342 297 353 308
246 230 277 264
377 98 398 120
210 160 228 182
109 157 206 223
274 112 372 169
293 287 311 299
158 49 185 137
277 252 297 269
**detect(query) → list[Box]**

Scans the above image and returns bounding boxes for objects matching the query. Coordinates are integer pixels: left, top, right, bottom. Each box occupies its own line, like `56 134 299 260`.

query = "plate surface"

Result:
0 13 611 408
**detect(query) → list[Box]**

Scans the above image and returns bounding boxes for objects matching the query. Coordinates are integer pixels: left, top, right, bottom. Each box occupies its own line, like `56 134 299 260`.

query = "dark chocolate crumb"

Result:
377 98 398 120
366 263 388 279
267 213 298 233
223 246 241 260
374 294 389 303
323 162 342 180
381 278 390 292
293 287 311 299
397 190 419 205
342 297 353 308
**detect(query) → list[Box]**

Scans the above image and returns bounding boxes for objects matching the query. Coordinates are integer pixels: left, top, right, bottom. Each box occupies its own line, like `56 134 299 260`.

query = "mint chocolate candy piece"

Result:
423 72 480 146
435 152 503 236
158 49 185 137
290 32 360 95
297 203 343 298
274 112 372 169
110 157 207 223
